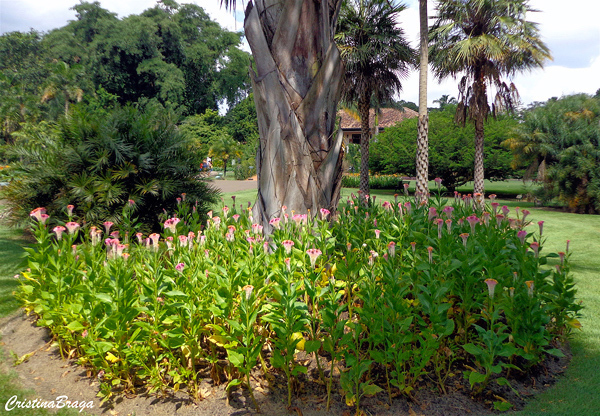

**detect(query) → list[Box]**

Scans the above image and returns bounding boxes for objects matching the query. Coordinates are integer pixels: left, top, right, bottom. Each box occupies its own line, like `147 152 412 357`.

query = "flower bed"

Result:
17 191 581 413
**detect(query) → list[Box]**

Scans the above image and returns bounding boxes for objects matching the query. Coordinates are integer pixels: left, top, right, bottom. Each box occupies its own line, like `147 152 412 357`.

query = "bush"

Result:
17 192 581 413
1 105 219 230
342 173 405 189
370 105 519 192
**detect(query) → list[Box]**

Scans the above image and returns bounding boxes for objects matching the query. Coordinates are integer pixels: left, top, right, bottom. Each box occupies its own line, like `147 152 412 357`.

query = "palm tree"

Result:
336 0 415 197
209 133 242 178
433 94 458 110
41 61 86 116
221 0 346 230
429 0 551 197
415 0 429 200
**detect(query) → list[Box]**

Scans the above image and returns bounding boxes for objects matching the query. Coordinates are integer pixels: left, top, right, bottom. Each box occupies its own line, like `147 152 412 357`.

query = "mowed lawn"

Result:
0 183 598 415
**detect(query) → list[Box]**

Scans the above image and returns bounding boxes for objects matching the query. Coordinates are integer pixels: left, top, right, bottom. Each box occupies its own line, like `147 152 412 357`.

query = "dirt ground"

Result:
0 310 570 416
209 178 258 194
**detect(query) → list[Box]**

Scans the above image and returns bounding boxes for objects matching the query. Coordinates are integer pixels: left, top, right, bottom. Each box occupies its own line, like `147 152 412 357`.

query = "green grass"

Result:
1 193 599 415
0 225 27 318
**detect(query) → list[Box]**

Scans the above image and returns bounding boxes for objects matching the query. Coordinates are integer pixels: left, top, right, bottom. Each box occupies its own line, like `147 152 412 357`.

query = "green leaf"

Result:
227 349 245 368
226 378 243 391
493 400 513 411
468 370 487 386
361 383 383 396
462 343 483 356
292 365 308 376
66 321 85 332
304 340 321 354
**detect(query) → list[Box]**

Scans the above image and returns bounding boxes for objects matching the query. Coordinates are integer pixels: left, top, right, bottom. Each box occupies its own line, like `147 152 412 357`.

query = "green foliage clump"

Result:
506 94 600 213
15 192 581 413
369 105 519 191
1 105 219 230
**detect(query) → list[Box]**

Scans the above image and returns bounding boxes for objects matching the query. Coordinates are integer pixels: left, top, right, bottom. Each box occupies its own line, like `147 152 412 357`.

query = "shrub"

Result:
16 191 581 413
1 105 219 230
370 105 519 192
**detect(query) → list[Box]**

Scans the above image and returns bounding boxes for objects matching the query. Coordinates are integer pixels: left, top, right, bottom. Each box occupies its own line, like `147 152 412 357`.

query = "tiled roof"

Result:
338 107 419 130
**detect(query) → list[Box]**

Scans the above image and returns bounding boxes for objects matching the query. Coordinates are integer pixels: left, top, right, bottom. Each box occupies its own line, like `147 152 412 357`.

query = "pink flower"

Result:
460 233 469 247
29 207 47 222
488 194 497 201
242 284 254 300
176 197 182 205
404 201 412 214
136 232 143 243
374 229 381 239
110 231 119 239
387 241 396 257
67 204 75 217
530 241 540 257
427 246 434 263
163 217 180 234
269 217 281 229
320 208 330 220
223 206 229 218
233 214 240 222
284 257 291 271
445 219 452 232
306 248 322 268
496 214 504 228
521 209 530 223
517 230 527 244
382 201 392 211
442 206 454 219
207 210 213 219
428 207 438 221
53 226 66 240
502 205 510 216
178 235 188 247
558 251 565 265
181 193 186 201
538 221 544 236
525 280 534 297
434 177 442 186
484 278 498 298
252 223 263 234
65 222 80 235
403 183 409 195
149 233 160 249
434 218 443 238
481 212 490 226
212 216 221 228
226 231 235 242
410 241 416 253
175 262 185 272
491 202 499 215
103 221 114 234
466 215 479 234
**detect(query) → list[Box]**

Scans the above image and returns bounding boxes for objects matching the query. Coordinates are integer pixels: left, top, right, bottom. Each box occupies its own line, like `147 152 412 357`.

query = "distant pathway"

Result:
209 179 258 193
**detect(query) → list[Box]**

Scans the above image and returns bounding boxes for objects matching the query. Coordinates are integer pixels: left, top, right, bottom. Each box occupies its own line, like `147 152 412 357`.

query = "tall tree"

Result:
222 0 347 229
336 0 415 197
429 0 551 197
415 0 429 200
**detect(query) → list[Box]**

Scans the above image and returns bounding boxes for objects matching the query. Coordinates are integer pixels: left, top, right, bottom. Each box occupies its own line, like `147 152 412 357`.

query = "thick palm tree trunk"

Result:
244 0 344 230
473 116 485 196
415 0 429 201
358 94 371 198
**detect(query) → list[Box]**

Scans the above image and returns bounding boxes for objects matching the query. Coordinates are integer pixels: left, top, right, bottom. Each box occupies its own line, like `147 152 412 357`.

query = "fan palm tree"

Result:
221 0 346 230
429 0 551 197
336 0 415 196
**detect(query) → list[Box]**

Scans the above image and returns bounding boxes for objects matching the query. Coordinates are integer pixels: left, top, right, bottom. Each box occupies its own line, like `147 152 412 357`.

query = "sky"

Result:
1 0 599 107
